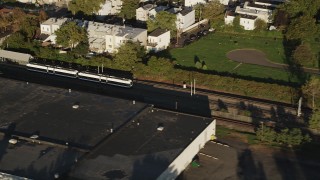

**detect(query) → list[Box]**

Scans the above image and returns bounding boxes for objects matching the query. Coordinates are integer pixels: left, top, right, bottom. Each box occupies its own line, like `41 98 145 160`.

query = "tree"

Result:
38 10 48 23
147 56 173 77
285 15 318 41
0 14 10 33
147 11 177 32
302 76 320 108
309 109 320 130
254 19 267 31
292 43 315 66
276 128 310 146
68 0 105 15
118 0 139 19
256 125 277 143
193 4 204 21
281 0 320 18
1 32 25 49
202 1 225 28
20 16 39 42
11 8 27 31
55 22 87 49
114 42 145 71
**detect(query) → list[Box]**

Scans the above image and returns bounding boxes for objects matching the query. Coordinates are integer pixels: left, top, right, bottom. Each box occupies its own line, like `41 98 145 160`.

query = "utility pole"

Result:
191 81 193 96
297 97 302 117
194 79 196 95
102 64 104 73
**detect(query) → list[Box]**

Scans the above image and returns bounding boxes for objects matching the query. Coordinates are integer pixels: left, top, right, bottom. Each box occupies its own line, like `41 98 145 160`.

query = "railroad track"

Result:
213 116 255 128
136 79 310 114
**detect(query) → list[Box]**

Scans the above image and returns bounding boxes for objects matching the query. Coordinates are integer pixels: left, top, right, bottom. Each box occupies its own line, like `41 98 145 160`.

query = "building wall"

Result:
225 15 235 25
184 0 206 7
133 30 147 47
136 8 149 21
147 31 170 52
176 10 195 30
40 24 52 35
240 17 256 30
157 119 216 180
97 1 112 16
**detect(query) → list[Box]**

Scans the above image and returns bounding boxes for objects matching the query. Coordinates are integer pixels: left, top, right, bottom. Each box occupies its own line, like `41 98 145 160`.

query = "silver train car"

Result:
26 63 133 88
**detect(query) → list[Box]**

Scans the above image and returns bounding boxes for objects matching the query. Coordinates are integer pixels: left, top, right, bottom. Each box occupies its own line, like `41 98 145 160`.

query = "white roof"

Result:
0 50 33 62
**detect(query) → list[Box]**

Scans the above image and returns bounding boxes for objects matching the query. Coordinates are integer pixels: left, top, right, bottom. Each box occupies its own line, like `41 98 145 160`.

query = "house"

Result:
175 8 195 31
40 18 69 35
136 4 155 22
86 21 147 53
224 11 235 25
147 29 170 52
184 0 206 7
240 14 257 30
93 0 124 18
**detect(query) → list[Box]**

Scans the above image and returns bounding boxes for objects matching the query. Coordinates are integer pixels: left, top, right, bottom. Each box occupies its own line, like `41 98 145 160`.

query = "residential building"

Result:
136 4 155 22
40 18 69 35
235 1 274 23
240 14 257 30
175 8 195 31
147 29 170 52
224 11 235 25
94 0 124 18
184 0 206 7
86 21 147 53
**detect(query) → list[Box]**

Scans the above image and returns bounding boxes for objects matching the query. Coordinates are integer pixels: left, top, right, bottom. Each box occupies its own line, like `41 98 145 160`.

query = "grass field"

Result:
170 32 298 82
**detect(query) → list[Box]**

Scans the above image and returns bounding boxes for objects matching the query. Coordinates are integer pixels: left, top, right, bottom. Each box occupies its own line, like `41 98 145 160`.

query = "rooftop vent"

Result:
157 123 164 131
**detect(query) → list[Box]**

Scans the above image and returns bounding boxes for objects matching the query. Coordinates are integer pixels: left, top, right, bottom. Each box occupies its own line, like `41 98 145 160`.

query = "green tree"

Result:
202 1 225 28
55 22 87 49
147 56 173 77
114 42 145 71
281 0 320 18
193 4 204 21
292 43 315 66
256 125 277 143
118 0 139 19
1 32 25 49
20 16 39 42
302 76 320 108
147 11 177 32
68 0 105 15
69 42 89 58
285 15 318 41
276 128 310 146
254 19 267 31
232 16 242 31
309 109 320 129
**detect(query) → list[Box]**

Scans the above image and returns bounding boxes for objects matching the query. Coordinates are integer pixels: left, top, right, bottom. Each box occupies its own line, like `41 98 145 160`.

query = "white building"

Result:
40 18 69 35
86 21 147 53
97 0 123 17
40 18 147 53
147 29 170 52
175 8 195 31
235 1 274 23
136 4 155 22
224 11 235 25
184 0 206 7
240 15 257 30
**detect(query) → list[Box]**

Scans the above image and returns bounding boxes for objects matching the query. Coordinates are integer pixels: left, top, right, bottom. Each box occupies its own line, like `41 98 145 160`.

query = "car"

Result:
197 31 203 38
202 30 209 36
189 34 197 41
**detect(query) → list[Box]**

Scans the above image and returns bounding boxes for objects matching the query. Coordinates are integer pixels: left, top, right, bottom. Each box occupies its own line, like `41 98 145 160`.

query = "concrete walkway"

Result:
227 49 320 75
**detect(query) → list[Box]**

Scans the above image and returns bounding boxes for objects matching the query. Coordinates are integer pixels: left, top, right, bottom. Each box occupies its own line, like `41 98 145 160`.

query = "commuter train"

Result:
26 62 133 88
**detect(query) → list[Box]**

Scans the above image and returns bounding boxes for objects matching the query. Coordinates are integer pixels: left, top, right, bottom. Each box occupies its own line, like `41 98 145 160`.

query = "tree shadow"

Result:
217 99 228 112
237 149 266 180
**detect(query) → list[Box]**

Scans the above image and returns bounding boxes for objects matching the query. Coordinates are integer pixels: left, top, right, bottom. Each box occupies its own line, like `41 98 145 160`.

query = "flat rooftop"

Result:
70 107 213 179
0 134 83 180
0 77 146 149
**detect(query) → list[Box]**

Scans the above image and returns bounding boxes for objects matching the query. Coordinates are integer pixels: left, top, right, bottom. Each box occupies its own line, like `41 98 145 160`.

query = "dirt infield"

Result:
226 49 320 74
226 49 284 69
